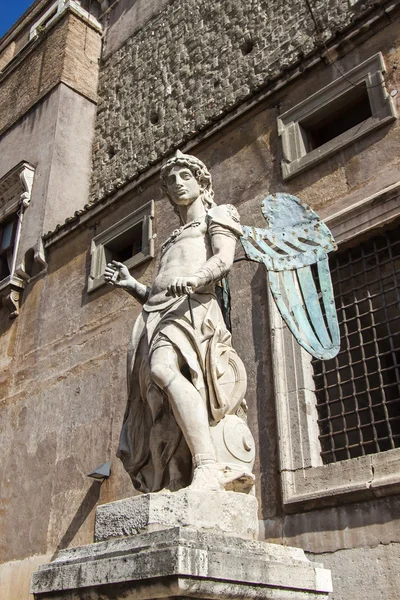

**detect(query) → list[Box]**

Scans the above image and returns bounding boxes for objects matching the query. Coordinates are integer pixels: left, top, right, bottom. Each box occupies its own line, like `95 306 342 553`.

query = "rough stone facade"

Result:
91 0 382 201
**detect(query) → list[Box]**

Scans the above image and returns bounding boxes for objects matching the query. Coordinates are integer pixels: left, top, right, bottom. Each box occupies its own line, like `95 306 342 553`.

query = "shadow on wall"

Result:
197 103 279 208
0 306 15 334
283 494 400 541
50 480 102 560
250 263 281 520
103 0 174 58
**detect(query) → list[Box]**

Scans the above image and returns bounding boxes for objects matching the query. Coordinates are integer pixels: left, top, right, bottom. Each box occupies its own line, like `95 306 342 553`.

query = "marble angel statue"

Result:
105 151 255 494
105 151 339 495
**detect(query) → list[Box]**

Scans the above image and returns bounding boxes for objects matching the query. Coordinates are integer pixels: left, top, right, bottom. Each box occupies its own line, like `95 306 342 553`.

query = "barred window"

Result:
313 226 400 463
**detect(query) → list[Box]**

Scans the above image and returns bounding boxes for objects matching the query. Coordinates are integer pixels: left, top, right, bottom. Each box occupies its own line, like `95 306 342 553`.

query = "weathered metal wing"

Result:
240 193 340 360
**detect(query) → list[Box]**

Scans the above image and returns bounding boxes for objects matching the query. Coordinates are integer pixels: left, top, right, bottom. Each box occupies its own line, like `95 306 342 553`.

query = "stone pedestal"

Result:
31 491 332 600
94 489 259 541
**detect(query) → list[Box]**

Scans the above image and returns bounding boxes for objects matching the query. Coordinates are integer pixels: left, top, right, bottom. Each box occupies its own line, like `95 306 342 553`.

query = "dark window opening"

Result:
42 8 57 27
150 110 160 125
0 216 18 281
312 226 400 464
107 146 116 160
105 222 143 265
241 37 254 56
300 82 372 152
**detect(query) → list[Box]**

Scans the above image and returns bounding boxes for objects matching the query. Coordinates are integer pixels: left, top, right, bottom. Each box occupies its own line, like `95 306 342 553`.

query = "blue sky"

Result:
0 0 35 39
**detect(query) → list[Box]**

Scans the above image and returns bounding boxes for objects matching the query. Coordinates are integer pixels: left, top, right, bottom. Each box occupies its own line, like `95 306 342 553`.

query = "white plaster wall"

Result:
0 83 97 264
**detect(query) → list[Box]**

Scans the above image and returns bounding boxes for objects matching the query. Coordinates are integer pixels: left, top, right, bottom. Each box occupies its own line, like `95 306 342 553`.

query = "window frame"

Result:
0 215 19 280
277 53 397 181
0 161 35 318
88 200 155 293
29 0 101 40
272 182 400 513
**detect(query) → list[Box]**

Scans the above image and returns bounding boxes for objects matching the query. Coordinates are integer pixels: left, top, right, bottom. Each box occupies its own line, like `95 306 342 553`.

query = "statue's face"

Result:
166 165 202 206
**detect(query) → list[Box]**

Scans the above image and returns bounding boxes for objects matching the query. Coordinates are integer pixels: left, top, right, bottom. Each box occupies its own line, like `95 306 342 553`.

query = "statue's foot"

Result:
189 462 255 493
189 464 224 492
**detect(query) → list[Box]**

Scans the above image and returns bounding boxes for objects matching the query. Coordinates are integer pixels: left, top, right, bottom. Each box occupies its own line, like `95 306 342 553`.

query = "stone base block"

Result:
94 489 259 541
31 526 332 600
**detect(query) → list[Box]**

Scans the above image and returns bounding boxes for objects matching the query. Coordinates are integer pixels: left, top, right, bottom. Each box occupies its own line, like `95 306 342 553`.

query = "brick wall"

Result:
0 17 67 135
62 13 102 102
90 0 382 201
0 10 101 137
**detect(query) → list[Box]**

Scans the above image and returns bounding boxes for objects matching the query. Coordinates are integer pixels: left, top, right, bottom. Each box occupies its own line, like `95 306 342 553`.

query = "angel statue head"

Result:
160 150 216 221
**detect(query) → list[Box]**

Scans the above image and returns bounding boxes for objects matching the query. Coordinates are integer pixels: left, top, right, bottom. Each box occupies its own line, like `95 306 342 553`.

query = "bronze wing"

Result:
240 193 340 360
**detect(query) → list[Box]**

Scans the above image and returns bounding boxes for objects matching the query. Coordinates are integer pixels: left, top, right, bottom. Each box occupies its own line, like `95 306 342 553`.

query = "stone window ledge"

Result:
0 161 35 219
282 449 400 513
323 181 400 245
278 52 397 181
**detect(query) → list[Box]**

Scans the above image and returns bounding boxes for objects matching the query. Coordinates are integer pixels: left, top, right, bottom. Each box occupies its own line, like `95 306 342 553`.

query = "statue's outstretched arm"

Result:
104 260 150 304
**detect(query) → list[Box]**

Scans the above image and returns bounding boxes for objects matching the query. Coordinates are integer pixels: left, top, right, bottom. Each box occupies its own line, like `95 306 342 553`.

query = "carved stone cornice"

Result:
0 161 35 219
0 274 25 319
0 162 35 318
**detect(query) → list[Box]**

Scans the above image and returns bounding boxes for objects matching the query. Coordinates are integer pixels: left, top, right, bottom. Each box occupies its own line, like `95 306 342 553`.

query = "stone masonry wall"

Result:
91 0 383 202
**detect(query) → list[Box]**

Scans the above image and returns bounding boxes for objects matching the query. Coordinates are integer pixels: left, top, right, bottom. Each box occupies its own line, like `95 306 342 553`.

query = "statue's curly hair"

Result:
160 151 216 221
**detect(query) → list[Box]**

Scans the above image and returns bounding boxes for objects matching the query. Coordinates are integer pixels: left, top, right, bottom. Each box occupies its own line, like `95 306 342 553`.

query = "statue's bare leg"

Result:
150 345 255 492
150 345 215 461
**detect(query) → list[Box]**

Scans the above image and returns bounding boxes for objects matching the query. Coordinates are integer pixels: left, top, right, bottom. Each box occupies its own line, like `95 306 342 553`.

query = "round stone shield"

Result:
222 415 255 464
207 326 247 419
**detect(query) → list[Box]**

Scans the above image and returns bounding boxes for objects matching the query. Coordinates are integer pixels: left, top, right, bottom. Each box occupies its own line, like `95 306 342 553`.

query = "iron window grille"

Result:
312 226 400 463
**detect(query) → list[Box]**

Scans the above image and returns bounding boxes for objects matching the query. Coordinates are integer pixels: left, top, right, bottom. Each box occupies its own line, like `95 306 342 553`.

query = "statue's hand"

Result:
104 260 134 288
167 276 199 297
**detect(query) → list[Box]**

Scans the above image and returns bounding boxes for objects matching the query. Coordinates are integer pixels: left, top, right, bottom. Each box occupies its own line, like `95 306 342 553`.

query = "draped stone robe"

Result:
117 205 246 492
